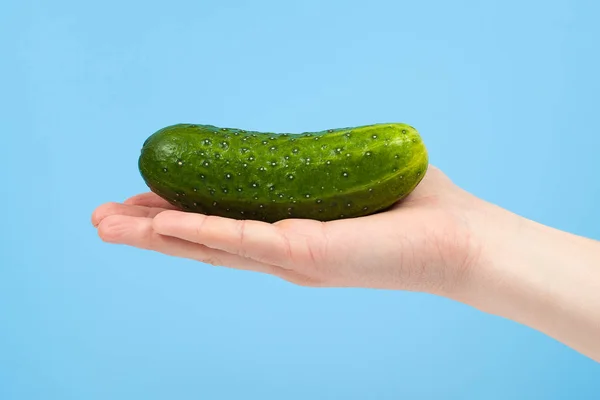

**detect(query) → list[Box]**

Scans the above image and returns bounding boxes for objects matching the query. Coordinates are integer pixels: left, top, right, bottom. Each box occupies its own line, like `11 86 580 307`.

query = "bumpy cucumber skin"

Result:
138 123 428 222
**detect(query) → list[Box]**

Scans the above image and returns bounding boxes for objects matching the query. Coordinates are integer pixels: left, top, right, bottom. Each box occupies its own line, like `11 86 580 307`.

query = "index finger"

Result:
124 192 180 210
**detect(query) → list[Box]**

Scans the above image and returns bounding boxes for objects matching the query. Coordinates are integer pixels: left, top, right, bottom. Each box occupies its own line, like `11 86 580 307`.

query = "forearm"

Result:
460 205 600 362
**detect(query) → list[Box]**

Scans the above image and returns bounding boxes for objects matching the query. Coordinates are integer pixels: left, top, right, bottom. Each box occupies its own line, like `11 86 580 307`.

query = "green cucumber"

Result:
138 122 428 222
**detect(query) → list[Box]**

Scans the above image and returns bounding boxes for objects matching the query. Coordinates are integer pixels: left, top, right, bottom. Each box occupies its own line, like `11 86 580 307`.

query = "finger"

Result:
91 202 168 227
96 215 281 275
124 192 180 210
152 211 307 269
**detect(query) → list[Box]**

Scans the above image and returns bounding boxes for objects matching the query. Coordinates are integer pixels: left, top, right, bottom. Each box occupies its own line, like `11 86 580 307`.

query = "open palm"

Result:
92 166 484 295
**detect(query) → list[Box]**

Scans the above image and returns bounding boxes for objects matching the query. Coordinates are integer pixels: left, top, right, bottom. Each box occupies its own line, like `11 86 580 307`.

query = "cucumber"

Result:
138 123 428 222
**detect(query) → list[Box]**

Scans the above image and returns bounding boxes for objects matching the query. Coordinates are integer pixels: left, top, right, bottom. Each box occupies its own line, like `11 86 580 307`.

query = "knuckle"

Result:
199 253 222 267
278 230 294 260
281 271 327 288
235 219 248 257
194 214 211 238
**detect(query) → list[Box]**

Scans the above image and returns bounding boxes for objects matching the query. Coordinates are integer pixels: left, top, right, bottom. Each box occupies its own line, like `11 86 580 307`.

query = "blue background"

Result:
2 0 599 398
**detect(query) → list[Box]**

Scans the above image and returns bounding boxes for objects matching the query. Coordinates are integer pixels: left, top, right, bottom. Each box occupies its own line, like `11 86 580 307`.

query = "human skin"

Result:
91 165 600 362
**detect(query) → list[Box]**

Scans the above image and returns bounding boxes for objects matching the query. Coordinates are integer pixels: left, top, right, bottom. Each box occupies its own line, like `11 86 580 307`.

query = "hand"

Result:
91 165 488 296
92 165 600 362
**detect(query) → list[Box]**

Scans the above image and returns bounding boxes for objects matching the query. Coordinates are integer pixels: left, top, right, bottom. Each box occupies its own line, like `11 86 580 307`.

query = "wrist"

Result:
453 200 600 361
